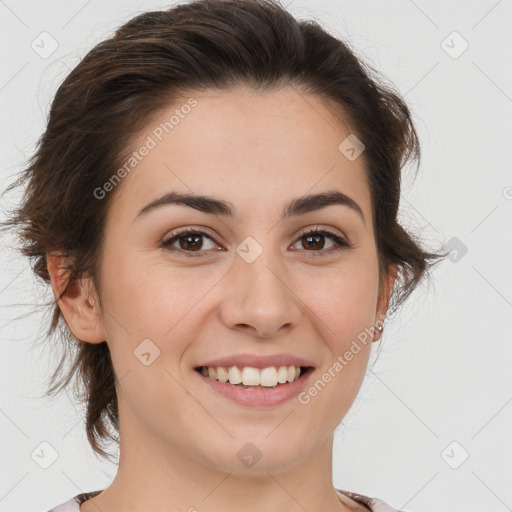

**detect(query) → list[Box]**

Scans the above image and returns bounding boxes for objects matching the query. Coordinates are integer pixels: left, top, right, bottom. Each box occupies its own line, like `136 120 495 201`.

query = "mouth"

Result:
194 365 313 390
193 353 316 406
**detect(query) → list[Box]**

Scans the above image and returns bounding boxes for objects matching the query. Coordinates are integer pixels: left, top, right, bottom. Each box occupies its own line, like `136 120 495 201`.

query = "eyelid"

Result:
295 225 344 240
164 225 218 240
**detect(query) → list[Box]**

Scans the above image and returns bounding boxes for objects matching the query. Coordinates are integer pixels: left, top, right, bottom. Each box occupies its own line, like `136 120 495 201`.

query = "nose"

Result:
219 252 302 339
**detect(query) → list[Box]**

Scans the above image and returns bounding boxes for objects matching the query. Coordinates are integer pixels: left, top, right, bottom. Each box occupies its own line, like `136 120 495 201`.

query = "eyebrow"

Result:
133 190 365 225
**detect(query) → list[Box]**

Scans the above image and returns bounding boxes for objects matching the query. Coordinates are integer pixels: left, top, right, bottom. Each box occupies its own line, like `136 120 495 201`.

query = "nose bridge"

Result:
239 246 285 298
220 237 301 336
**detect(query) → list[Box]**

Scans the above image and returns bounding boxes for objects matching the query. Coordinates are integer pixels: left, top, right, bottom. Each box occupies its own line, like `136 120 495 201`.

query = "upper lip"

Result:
196 353 315 370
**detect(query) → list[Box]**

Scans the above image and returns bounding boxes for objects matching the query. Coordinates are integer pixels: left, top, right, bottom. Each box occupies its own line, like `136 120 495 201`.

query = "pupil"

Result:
304 234 324 250
181 234 202 250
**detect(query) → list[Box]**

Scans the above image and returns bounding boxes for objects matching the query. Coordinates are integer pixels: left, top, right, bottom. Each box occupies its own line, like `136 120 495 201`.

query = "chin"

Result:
195 432 316 476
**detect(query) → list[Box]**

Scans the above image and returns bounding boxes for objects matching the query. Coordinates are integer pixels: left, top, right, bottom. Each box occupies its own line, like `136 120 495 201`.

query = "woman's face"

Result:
89 86 393 473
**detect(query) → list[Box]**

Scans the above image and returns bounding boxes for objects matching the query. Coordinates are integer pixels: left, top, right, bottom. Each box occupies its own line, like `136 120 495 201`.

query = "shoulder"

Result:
46 497 80 512
337 488 404 512
46 490 103 512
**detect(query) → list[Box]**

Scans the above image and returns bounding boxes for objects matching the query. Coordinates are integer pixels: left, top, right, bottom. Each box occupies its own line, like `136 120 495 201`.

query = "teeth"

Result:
216 366 229 383
277 366 288 384
242 367 260 386
199 365 304 387
228 366 242 384
260 367 278 387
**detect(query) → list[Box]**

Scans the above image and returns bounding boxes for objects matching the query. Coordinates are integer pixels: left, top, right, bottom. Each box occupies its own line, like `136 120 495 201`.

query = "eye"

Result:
290 227 353 255
161 226 353 257
161 227 220 257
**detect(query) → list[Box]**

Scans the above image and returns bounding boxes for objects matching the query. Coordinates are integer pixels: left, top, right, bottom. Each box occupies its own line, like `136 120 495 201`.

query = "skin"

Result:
48 86 396 512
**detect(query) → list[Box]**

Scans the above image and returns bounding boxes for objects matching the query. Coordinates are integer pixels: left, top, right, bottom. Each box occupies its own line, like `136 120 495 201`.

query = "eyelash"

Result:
161 226 353 258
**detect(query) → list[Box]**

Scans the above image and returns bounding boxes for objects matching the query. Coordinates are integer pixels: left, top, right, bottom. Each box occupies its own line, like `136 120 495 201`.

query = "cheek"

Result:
295 257 378 406
99 247 208 337
299 268 375 424
298 258 380 342
98 252 208 419
98 248 225 381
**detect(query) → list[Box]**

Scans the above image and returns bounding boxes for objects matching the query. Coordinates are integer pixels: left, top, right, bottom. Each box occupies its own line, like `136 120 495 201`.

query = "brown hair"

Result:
1 0 446 460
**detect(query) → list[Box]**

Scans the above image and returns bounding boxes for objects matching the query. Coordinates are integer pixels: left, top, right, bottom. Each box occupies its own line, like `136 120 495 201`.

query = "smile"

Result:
194 364 315 406
197 365 307 388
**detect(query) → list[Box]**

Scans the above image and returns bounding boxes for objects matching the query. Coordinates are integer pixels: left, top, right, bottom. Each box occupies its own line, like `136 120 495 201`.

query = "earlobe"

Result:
47 251 106 344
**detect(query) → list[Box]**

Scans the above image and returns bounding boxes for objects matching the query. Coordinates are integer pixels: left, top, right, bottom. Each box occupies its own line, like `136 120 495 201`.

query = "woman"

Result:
3 0 444 510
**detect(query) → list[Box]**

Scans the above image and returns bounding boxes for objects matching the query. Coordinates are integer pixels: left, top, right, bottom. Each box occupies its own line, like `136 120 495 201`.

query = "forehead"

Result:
110 86 372 224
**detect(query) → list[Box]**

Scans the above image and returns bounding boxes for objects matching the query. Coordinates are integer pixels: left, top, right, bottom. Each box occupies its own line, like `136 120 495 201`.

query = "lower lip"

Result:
196 368 314 407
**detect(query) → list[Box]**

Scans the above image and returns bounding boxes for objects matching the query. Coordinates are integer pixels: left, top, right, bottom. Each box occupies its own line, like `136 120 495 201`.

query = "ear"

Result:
47 251 106 344
373 263 398 342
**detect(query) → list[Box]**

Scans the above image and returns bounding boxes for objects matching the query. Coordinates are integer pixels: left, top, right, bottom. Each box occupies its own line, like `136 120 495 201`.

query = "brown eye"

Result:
301 232 328 250
175 233 204 251
291 228 352 255
162 229 218 257
161 226 352 258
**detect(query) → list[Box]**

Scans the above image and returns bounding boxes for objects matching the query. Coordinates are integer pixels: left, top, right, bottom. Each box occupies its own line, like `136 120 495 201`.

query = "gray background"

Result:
0 1 511 511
